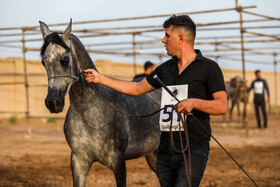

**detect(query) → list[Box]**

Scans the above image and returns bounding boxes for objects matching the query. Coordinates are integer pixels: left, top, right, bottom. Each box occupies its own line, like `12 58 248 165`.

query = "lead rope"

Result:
90 83 165 117
170 105 192 187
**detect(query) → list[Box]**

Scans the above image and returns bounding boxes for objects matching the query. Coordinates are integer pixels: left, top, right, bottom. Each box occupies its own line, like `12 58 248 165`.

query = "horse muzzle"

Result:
45 89 65 113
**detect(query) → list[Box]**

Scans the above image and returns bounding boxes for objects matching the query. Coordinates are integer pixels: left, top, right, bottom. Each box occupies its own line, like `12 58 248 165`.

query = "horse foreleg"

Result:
111 154 126 187
145 151 157 173
237 101 240 116
71 152 93 187
243 102 247 122
229 100 235 120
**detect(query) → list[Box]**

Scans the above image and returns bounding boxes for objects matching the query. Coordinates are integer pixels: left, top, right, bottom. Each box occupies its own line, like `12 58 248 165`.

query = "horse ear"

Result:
39 21 51 39
62 18 72 45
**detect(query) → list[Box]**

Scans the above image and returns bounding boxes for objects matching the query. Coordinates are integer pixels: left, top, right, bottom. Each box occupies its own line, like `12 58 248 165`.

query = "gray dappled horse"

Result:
39 20 161 187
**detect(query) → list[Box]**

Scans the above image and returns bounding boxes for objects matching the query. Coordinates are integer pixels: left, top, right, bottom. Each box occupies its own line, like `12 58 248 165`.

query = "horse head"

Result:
40 20 79 113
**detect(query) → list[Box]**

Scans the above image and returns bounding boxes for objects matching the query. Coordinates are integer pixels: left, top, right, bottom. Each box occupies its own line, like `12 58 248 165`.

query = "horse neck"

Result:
70 35 97 72
69 81 106 105
68 35 111 108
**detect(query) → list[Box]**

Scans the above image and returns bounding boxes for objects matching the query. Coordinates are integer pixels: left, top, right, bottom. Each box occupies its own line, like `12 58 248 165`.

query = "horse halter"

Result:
47 42 82 82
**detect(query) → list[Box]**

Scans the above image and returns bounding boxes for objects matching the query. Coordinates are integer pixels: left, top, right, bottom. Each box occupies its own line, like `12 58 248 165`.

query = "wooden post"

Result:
12 59 18 116
214 39 219 63
236 5 246 80
158 54 163 65
236 0 248 139
22 28 30 120
132 33 137 76
274 52 278 114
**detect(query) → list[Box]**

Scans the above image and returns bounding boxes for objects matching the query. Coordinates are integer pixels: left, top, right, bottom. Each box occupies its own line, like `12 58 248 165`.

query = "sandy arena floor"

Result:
0 112 279 187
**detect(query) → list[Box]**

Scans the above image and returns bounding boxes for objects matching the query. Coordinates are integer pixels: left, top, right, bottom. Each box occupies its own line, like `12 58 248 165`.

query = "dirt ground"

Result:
0 112 279 187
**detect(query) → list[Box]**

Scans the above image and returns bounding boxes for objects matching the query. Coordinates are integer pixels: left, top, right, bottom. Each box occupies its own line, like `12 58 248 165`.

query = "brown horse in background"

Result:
228 76 248 123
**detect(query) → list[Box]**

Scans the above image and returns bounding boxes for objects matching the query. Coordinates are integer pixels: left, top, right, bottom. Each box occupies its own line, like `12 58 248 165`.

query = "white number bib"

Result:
254 81 263 94
159 85 188 131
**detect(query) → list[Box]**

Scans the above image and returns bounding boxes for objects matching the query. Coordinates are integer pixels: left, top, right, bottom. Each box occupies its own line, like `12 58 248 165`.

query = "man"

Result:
133 61 154 81
248 70 270 129
84 15 227 187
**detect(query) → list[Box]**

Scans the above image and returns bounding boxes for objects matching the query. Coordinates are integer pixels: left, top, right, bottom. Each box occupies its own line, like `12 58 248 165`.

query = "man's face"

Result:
256 72 261 79
145 66 154 75
162 26 180 57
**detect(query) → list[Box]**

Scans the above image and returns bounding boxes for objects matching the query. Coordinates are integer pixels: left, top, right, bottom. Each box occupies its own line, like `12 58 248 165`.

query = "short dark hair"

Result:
144 61 154 70
163 15 196 40
255 69 260 75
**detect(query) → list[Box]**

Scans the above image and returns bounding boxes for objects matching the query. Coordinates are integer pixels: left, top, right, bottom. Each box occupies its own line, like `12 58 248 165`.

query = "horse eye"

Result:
60 56 69 67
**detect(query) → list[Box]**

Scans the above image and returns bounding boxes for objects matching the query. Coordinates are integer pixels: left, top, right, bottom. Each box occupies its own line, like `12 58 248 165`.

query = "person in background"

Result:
248 70 270 129
133 61 154 81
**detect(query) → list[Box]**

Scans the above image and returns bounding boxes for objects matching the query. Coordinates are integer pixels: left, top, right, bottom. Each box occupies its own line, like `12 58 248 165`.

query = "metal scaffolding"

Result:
0 1 279 119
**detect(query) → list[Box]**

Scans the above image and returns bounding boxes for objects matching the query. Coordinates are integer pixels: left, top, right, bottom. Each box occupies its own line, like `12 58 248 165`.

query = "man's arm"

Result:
264 80 270 97
84 69 156 96
264 79 270 103
247 81 254 93
177 90 228 115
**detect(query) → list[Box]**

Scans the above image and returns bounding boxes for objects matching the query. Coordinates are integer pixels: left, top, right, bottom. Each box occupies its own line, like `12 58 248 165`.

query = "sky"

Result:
0 0 279 72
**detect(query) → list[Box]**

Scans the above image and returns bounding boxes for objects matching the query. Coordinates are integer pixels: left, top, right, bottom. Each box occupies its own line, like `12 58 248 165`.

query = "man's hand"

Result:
84 69 101 84
177 99 195 114
175 91 228 115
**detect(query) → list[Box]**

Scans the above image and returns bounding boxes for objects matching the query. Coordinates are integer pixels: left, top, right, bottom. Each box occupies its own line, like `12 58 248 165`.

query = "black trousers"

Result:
156 145 209 187
254 96 267 128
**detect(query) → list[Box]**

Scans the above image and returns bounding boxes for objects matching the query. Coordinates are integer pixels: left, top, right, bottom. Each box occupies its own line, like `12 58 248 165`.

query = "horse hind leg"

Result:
71 152 94 187
145 151 157 173
242 102 248 127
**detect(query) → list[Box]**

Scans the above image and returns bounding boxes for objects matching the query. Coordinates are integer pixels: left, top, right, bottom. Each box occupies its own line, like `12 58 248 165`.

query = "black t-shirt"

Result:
132 73 146 82
146 50 226 153
133 73 146 79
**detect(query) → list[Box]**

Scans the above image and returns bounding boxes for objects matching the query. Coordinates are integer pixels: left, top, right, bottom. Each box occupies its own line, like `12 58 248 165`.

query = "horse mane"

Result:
40 32 71 65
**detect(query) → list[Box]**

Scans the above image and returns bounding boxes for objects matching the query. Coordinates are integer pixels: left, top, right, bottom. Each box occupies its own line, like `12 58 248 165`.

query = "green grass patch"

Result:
46 118 57 123
9 115 18 124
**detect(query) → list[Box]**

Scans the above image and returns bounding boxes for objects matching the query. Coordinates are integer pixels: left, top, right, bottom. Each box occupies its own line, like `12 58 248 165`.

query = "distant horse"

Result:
39 20 161 187
228 76 248 122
